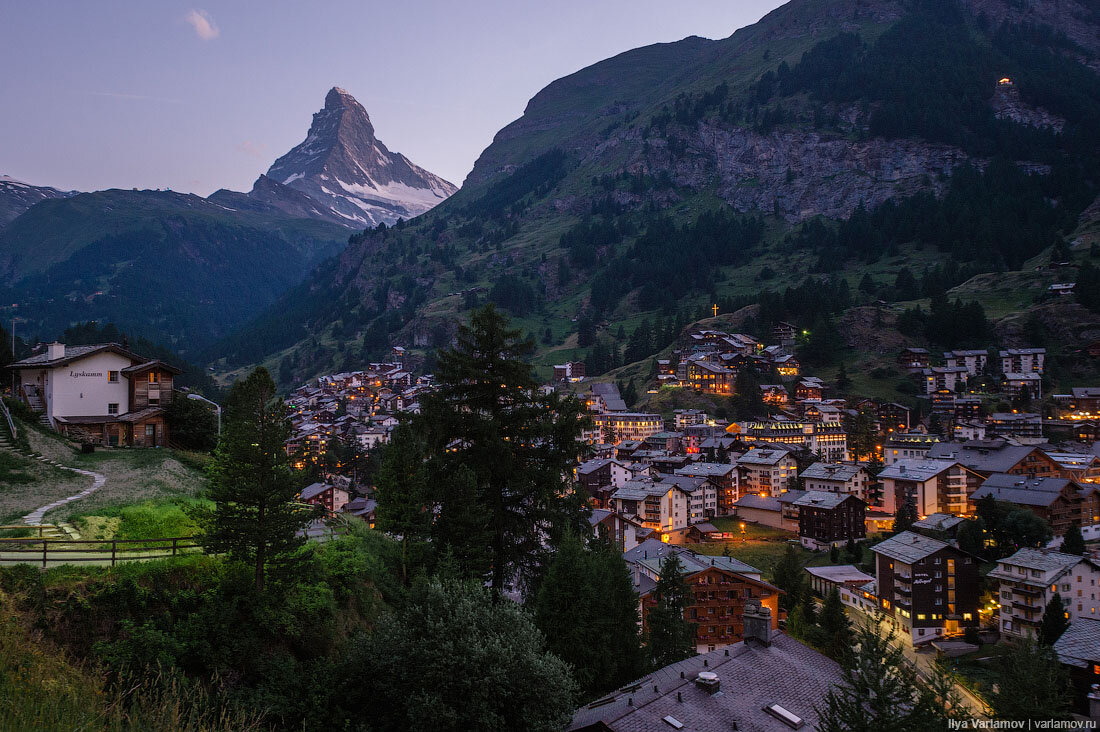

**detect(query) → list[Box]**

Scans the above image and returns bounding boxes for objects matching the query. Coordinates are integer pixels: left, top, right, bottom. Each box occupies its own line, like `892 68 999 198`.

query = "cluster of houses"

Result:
648 324 803 394
283 347 429 466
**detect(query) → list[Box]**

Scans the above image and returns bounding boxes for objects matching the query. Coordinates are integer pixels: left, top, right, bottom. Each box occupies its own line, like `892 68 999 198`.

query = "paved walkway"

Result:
0 425 107 532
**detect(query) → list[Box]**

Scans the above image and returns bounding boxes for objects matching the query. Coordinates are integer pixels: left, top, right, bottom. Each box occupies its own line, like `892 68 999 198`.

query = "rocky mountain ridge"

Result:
258 87 458 227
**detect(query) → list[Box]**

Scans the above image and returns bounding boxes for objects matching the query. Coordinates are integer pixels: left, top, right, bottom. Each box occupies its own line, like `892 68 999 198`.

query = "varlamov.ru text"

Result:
949 721 1096 730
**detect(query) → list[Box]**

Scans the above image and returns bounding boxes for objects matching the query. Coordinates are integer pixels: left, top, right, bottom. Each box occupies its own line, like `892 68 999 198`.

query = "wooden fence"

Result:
0 521 350 568
0 529 201 568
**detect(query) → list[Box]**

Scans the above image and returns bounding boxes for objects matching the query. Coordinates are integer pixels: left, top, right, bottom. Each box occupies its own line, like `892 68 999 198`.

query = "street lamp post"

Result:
187 392 222 436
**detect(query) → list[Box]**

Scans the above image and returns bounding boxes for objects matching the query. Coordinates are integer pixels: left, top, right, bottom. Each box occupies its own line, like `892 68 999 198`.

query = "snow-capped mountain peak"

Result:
262 87 457 227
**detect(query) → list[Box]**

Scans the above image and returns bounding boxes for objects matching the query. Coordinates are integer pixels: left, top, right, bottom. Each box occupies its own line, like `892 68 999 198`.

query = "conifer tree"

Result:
774 544 806 610
645 553 696 668
431 466 493 581
819 586 853 660
198 367 315 592
534 532 643 698
375 422 433 585
893 499 917 534
1061 524 1086 556
419 304 589 598
1039 592 1070 646
818 617 967 732
989 637 1072 721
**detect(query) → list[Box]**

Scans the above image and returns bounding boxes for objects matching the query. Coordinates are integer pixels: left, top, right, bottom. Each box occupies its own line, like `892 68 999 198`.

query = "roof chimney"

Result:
695 671 720 695
47 342 65 360
743 599 772 647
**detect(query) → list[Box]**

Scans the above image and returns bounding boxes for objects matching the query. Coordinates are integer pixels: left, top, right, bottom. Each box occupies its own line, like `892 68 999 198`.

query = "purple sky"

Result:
0 1 786 196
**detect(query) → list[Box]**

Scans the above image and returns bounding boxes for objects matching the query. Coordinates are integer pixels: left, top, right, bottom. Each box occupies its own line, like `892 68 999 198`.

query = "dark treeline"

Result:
583 210 765 316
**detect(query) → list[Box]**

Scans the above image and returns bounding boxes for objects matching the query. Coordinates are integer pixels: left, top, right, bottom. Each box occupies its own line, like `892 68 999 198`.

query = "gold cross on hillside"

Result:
712 304 719 317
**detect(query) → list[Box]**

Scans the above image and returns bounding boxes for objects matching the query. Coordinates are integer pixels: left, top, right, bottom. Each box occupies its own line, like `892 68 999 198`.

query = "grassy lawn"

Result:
70 498 210 541
688 521 879 582
690 521 809 582
0 422 209 525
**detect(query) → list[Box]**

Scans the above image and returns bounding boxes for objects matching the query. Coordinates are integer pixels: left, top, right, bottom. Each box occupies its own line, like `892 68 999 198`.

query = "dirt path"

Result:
21 456 106 526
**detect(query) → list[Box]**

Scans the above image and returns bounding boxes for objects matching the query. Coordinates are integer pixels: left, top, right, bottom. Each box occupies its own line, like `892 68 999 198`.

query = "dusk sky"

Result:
0 1 786 196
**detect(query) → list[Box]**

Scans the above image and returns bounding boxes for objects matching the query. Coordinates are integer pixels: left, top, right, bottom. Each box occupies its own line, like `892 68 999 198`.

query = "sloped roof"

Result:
911 513 966 532
568 634 843 732
800 462 865 482
9 342 147 369
1054 617 1100 668
871 531 952 564
879 459 959 483
792 491 859 510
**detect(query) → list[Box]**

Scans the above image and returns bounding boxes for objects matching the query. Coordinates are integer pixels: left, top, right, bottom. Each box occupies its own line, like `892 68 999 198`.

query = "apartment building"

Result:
989 548 1100 639
873 531 981 644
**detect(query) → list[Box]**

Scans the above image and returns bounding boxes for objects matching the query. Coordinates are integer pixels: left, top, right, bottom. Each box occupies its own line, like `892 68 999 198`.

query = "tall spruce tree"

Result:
534 532 643 698
893 499 917 534
198 367 315 592
819 586 853 661
1039 593 1070 646
645 552 696 668
374 423 433 585
419 304 590 598
773 544 806 610
818 617 967 732
1061 524 1086 556
989 637 1072 721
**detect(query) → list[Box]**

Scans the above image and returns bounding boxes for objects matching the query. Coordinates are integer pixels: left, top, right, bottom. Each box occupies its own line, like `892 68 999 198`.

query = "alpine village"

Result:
3 0 1100 730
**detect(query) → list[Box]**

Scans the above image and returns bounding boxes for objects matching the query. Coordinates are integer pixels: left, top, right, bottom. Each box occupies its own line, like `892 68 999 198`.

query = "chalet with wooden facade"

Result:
8 342 180 447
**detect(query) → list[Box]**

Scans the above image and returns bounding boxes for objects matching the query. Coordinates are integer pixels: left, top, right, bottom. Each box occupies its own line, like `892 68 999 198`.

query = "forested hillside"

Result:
208 0 1100 391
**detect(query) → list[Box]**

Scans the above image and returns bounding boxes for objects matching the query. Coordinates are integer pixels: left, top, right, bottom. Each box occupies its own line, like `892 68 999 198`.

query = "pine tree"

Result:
535 532 644 698
893 499 917 534
819 587 853 661
432 466 493 581
845 538 861 564
1061 524 1086 556
818 617 966 731
197 368 316 592
645 553 696 668
419 304 589 598
773 544 805 610
374 423 433 585
1039 593 1070 646
989 637 1072 721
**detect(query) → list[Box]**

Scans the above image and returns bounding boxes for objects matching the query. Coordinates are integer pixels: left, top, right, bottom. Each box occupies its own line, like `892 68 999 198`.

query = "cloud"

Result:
184 9 219 40
236 140 268 159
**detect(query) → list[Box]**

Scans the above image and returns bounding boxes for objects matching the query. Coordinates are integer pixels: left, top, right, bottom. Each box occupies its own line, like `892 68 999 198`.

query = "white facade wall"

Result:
27 352 135 419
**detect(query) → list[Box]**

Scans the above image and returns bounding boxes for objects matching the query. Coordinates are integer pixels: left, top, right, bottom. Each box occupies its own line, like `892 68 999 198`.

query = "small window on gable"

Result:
108 371 119 383
107 403 119 415
148 372 160 384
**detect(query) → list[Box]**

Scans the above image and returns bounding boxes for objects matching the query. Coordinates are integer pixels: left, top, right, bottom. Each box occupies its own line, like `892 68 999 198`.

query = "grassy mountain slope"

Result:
210 0 1100 390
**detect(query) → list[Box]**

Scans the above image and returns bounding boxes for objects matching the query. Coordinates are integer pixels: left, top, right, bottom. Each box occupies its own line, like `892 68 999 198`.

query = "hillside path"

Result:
21 455 106 526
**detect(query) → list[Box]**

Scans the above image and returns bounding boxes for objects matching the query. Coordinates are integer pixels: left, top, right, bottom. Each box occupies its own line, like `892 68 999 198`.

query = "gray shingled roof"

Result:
879 459 958 483
928 441 1040 473
792 491 857 510
9 342 145 369
804 565 875 584
800 462 864 482
567 634 843 731
970 484 1064 508
736 448 793 466
733 494 782 512
1054 617 1100 668
911 513 966 532
871 531 951 564
987 548 1089 585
